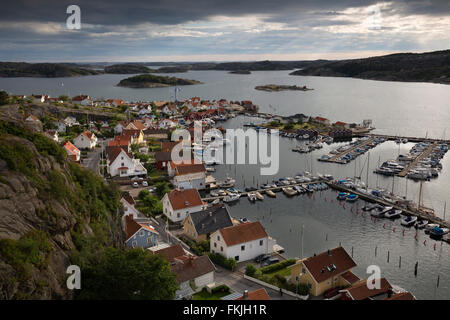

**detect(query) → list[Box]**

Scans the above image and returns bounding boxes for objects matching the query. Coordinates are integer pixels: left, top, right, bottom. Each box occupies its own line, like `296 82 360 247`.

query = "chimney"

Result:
243 290 248 300
328 249 331 256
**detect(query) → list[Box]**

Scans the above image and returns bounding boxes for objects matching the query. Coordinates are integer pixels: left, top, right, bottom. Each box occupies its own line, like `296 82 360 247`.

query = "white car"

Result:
132 182 139 188
142 181 148 187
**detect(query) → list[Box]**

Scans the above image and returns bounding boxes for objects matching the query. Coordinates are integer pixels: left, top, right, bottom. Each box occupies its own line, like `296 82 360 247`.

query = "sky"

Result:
0 0 449 62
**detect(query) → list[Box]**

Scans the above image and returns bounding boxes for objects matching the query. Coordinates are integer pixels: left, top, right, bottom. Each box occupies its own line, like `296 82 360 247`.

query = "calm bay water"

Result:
1 71 450 299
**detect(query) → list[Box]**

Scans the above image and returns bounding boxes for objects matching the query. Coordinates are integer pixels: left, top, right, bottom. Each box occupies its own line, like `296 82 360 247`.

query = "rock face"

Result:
0 127 123 299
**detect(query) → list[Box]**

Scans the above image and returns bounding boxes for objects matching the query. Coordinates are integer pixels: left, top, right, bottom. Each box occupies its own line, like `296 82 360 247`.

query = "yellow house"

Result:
288 246 359 296
183 204 233 242
122 129 145 145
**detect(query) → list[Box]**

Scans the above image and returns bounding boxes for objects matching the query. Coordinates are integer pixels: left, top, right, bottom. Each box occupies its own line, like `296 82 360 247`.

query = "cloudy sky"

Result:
0 0 449 62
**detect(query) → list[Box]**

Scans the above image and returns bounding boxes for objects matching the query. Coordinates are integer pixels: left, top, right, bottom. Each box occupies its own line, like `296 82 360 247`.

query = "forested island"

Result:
104 63 156 74
289 50 450 84
0 62 103 77
229 70 251 74
117 74 203 88
255 84 313 91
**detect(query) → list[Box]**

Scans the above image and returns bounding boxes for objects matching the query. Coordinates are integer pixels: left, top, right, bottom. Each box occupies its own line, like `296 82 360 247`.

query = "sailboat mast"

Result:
444 201 446 221
366 152 370 190
418 181 423 208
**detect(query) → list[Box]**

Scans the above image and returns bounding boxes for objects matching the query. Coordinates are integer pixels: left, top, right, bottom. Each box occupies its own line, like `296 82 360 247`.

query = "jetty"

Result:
326 136 376 163
397 142 437 177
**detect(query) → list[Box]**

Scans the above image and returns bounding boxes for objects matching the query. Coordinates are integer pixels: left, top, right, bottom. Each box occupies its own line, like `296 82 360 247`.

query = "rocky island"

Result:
255 84 313 92
0 62 103 77
117 73 203 88
104 63 156 74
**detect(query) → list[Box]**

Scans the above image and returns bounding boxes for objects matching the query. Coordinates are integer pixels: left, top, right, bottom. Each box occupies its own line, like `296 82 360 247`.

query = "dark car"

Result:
254 254 270 263
261 257 279 267
323 288 340 299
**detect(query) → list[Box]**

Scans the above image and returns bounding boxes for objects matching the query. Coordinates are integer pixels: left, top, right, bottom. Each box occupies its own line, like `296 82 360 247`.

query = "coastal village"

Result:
4 90 441 300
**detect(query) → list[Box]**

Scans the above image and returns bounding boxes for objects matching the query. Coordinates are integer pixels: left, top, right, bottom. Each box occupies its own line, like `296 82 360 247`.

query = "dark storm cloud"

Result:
1 0 447 26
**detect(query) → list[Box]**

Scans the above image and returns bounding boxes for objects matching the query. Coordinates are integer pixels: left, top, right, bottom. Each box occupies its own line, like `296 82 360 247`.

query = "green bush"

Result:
260 258 296 274
245 264 257 277
211 284 230 294
208 252 236 271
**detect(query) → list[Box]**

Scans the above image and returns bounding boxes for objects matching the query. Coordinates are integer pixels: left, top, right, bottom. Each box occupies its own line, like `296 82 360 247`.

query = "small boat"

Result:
384 209 402 219
293 185 304 194
337 192 349 200
401 215 418 227
442 234 450 243
371 206 393 218
210 199 220 205
282 187 297 197
429 226 449 239
217 189 227 196
414 220 428 229
346 194 359 202
218 176 236 188
206 167 215 172
265 189 276 198
254 191 264 200
223 193 240 203
210 191 219 197
424 223 440 234
362 203 379 211
247 193 257 202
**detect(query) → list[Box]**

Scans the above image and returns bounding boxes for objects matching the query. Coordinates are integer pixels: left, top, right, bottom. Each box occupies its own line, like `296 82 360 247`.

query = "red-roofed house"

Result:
333 121 349 129
106 146 147 177
210 221 270 262
162 188 204 223
313 116 331 126
64 141 80 162
73 130 97 149
168 160 206 190
120 194 139 218
72 95 93 106
288 246 358 296
124 215 158 249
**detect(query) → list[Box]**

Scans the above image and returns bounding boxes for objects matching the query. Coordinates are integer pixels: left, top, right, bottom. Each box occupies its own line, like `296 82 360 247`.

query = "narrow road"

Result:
81 138 109 174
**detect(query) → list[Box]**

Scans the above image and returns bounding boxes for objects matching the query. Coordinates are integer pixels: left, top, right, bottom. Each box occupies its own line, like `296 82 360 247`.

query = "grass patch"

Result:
193 288 230 300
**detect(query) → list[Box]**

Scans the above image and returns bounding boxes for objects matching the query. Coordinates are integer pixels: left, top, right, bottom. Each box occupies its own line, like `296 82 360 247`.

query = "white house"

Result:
120 194 140 219
72 95 93 106
106 147 147 177
31 94 48 103
63 116 79 127
44 130 59 142
53 121 67 133
73 130 97 149
210 221 269 262
162 188 204 223
63 141 80 162
168 161 207 190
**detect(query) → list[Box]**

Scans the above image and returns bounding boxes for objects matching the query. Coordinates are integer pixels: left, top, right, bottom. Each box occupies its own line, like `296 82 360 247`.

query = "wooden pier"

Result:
325 181 449 228
397 142 437 177
327 136 376 162
360 133 449 144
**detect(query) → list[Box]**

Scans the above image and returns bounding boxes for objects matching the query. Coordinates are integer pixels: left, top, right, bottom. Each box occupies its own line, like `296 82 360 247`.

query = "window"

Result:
259 240 263 246
140 230 145 236
217 235 220 241
235 256 239 261
241 245 245 251
220 246 223 252
214 242 217 248
132 241 137 248
147 238 152 244
177 212 180 218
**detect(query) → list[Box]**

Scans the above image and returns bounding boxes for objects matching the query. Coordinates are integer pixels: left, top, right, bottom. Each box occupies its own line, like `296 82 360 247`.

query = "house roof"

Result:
167 189 203 210
106 146 132 163
219 221 268 247
341 278 392 300
383 291 415 300
144 128 170 135
161 141 180 152
171 255 215 284
122 129 142 138
125 215 158 240
188 204 233 236
78 130 95 141
235 288 270 300
154 151 172 162
64 141 80 155
301 246 357 284
334 121 347 126
340 271 360 285
121 194 135 206
26 114 41 122
315 116 329 122
72 95 90 101
152 244 186 263
174 163 206 175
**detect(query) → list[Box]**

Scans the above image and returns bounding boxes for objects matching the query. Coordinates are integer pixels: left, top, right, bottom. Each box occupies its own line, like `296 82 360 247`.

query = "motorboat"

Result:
206 167 215 172
247 193 257 202
210 191 219 197
282 187 297 197
254 191 264 200
265 189 276 198
218 176 236 188
293 185 304 194
384 209 402 219
401 215 418 227
362 203 381 211
414 220 428 229
223 193 240 203
346 194 359 202
424 223 440 234
337 192 349 200
429 226 449 239
370 206 393 218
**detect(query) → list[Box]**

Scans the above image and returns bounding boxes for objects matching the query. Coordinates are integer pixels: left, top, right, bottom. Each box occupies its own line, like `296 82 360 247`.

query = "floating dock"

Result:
397 142 437 177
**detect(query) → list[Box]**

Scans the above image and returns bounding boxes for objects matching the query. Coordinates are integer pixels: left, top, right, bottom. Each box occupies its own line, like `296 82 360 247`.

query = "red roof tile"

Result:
236 288 270 300
219 221 268 247
167 189 203 210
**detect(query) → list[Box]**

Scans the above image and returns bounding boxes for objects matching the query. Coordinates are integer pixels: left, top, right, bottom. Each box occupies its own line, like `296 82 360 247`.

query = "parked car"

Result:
254 254 270 263
323 287 340 299
132 182 139 188
261 257 279 267
148 187 155 193
142 181 148 187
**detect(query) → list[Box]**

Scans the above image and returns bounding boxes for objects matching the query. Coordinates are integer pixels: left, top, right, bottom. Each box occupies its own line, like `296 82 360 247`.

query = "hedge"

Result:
211 284 230 294
260 258 296 274
208 252 237 271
